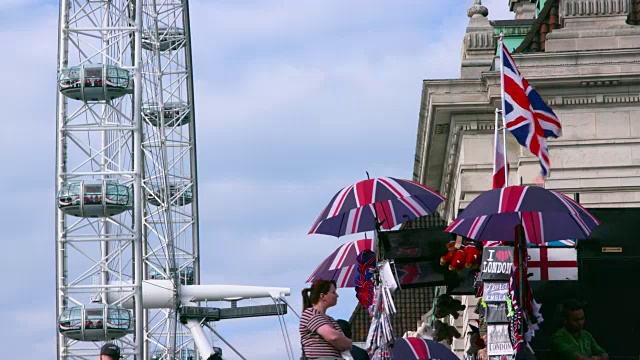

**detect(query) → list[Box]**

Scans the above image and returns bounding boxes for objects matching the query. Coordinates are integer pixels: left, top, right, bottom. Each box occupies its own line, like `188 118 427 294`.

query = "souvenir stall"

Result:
445 186 600 359
307 176 452 359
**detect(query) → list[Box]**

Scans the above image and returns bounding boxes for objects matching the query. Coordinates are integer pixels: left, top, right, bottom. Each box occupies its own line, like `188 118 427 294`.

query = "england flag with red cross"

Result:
527 247 577 281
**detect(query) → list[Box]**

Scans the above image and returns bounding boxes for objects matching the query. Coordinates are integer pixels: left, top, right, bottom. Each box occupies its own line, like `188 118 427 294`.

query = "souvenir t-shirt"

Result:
299 307 342 359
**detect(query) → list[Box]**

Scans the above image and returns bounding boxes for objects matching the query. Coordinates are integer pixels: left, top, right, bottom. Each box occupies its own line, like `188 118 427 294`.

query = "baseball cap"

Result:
100 343 121 358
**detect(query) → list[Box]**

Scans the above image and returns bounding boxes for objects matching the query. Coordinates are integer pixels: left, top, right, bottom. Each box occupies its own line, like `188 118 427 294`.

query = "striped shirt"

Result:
299 307 342 359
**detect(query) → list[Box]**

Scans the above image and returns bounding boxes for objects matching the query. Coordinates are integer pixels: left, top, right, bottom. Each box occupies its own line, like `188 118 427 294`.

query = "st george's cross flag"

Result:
493 121 508 189
527 247 577 281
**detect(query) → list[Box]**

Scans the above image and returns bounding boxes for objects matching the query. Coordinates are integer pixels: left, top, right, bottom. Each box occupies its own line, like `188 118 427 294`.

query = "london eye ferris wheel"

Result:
54 1 291 359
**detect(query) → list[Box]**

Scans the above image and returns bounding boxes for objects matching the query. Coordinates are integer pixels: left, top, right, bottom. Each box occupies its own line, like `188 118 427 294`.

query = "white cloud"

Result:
193 31 465 140
483 0 518 20
197 175 358 226
189 0 453 48
7 307 56 358
0 0 45 11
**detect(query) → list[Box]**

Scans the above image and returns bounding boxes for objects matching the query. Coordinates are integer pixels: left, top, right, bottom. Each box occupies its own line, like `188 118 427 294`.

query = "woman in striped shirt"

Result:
299 279 352 360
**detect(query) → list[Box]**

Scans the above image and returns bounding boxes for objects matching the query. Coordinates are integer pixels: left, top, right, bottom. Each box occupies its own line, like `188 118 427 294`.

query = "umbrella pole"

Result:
515 224 526 340
373 221 383 286
372 225 379 288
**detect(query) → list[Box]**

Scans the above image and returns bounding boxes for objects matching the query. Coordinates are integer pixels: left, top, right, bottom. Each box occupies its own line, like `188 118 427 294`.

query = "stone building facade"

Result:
412 0 640 356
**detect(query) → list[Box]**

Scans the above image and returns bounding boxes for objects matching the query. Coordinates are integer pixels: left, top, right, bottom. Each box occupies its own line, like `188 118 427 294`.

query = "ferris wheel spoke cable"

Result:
273 297 295 360
203 322 247 360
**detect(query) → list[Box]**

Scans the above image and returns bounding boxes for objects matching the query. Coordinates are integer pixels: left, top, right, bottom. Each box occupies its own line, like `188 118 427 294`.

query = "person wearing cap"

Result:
100 343 121 360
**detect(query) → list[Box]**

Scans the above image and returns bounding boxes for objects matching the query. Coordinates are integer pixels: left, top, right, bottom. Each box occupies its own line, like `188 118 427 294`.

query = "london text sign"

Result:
481 246 514 281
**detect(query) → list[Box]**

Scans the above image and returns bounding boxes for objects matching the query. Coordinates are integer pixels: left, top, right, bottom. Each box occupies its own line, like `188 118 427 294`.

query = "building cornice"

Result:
551 137 640 147
413 80 495 189
561 0 633 18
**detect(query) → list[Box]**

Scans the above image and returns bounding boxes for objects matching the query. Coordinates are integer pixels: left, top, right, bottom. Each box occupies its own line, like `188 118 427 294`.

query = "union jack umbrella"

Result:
445 186 599 245
309 177 445 237
483 239 576 247
306 238 372 288
390 337 458 360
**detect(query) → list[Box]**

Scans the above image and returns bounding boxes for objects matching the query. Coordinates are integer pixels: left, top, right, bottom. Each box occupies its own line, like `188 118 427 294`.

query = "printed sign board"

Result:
483 282 509 302
487 324 513 356
485 302 509 324
481 246 514 281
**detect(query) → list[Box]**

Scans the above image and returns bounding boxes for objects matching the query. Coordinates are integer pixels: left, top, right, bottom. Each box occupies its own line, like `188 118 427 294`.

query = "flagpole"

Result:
494 109 509 189
494 108 500 161
500 112 509 188
499 34 509 187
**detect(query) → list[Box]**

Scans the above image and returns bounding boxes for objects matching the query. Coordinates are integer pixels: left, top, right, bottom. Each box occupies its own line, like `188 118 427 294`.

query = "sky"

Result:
0 0 514 359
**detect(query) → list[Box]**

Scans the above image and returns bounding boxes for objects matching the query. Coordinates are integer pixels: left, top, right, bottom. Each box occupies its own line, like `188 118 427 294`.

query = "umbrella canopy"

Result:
446 186 599 244
309 177 445 237
306 238 372 288
483 239 576 247
391 337 458 360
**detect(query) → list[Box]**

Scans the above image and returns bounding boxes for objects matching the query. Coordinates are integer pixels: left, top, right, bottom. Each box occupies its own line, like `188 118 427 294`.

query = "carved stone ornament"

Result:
468 0 489 18
562 0 631 17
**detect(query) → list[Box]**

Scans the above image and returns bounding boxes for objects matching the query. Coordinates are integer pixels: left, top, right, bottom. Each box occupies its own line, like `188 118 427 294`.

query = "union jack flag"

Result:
500 41 562 176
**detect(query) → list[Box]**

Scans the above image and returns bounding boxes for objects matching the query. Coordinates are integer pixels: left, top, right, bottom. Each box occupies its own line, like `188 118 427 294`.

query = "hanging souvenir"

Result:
355 249 376 307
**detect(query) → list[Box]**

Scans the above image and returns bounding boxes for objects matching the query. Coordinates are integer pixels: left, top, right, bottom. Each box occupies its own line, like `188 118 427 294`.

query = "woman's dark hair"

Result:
301 279 336 310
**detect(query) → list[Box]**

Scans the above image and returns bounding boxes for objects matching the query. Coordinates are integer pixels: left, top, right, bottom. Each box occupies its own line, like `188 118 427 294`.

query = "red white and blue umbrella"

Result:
445 186 599 244
391 337 458 360
306 238 372 288
309 177 445 237
483 239 576 247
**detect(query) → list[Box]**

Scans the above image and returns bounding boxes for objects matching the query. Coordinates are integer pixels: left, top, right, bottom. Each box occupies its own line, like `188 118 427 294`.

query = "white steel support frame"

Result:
55 0 144 359
57 1 296 359
140 0 200 358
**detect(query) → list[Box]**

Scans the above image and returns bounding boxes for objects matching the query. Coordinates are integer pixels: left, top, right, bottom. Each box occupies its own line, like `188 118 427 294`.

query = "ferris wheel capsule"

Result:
57 181 132 218
149 265 195 285
58 305 132 342
150 347 206 360
142 26 186 52
142 102 191 127
146 183 193 207
58 64 133 102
